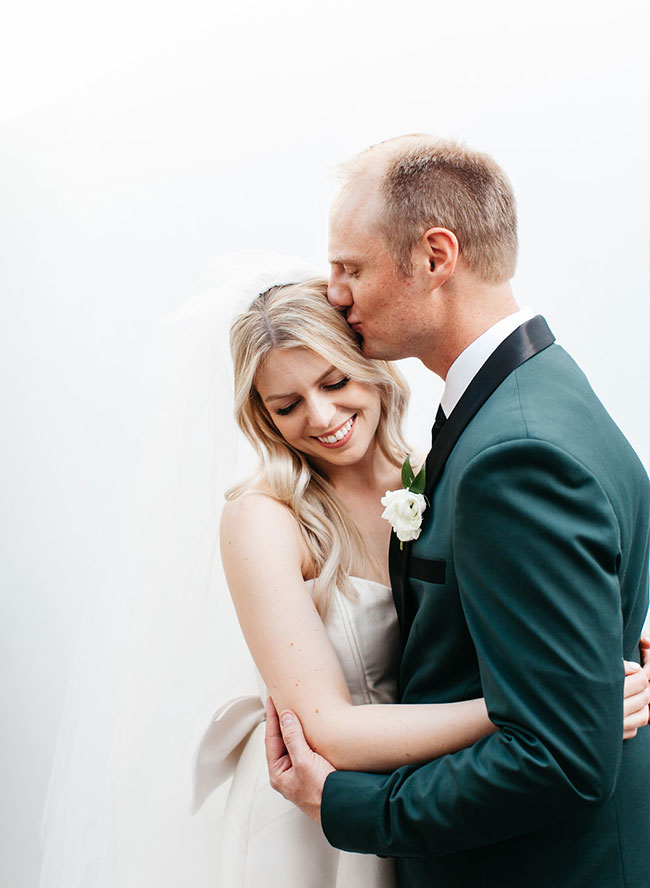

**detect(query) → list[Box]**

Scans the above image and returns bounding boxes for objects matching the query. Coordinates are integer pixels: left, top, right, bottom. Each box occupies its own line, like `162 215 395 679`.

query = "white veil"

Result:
39 251 325 888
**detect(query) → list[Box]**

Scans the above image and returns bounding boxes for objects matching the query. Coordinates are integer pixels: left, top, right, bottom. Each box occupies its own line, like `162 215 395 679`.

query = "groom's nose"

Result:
327 268 353 312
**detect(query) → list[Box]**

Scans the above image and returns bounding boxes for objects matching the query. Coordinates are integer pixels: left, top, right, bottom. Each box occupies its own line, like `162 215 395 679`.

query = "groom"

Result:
265 135 650 886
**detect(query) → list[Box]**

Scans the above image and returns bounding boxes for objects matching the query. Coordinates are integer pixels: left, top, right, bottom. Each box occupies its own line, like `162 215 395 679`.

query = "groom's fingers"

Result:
623 704 650 738
623 664 650 713
624 661 647 687
265 697 291 778
623 684 650 719
622 663 650 738
267 708 334 824
278 710 310 767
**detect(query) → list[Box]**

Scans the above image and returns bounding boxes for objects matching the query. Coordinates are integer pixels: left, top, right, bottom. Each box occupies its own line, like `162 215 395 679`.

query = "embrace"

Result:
205 136 650 887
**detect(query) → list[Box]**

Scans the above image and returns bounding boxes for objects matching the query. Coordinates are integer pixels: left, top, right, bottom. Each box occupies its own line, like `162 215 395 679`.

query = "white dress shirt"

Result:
440 308 536 418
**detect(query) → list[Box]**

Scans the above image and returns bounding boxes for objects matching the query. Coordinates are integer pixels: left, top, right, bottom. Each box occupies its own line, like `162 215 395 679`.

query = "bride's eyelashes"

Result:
323 376 350 392
275 402 298 416
274 377 351 417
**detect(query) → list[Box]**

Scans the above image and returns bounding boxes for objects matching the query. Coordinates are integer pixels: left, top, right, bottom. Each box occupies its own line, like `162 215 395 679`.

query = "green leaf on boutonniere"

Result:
401 455 426 495
401 454 415 489
410 462 426 495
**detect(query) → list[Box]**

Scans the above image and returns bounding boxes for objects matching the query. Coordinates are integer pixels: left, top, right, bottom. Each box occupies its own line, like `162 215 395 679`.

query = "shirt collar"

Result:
440 307 536 418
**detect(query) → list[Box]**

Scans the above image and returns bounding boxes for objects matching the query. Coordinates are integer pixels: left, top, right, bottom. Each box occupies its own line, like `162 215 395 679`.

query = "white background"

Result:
1 1 648 884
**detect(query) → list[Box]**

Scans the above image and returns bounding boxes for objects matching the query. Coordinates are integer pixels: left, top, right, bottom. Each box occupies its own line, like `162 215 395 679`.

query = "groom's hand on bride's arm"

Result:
265 697 336 824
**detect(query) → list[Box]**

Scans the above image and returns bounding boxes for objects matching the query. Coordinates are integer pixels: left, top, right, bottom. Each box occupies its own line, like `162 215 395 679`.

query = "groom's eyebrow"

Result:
265 366 338 402
329 250 362 264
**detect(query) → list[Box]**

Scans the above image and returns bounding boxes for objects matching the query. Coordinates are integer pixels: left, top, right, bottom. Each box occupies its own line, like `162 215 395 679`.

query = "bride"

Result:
198 258 650 887
40 252 650 888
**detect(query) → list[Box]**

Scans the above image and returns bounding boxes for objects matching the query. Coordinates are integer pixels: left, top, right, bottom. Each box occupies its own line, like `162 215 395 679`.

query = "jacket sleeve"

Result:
321 439 625 858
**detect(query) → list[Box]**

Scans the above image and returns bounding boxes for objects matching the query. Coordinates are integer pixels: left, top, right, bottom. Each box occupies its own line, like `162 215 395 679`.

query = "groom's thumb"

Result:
279 710 307 763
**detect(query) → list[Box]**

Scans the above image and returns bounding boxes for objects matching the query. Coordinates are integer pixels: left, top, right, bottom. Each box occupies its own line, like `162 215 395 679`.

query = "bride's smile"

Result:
314 414 356 447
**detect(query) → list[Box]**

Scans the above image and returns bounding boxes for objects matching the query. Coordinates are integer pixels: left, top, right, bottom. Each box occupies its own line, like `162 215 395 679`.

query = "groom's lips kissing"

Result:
313 415 357 448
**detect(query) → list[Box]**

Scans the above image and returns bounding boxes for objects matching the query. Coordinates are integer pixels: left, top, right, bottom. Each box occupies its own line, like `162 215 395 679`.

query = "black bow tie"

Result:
431 404 447 446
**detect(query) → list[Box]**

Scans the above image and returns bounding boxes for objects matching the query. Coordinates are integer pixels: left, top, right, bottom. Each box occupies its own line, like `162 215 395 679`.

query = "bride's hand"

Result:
623 659 650 739
265 697 336 824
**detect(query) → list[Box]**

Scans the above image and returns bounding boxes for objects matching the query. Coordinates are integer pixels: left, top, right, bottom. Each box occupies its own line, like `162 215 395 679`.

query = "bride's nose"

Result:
306 393 337 431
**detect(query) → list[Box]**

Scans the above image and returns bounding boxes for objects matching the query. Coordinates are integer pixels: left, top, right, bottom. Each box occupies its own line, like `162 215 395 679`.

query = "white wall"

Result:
1 1 648 884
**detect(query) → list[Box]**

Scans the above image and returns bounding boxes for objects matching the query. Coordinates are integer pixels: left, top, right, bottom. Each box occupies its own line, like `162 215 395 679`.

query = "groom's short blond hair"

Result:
342 135 518 284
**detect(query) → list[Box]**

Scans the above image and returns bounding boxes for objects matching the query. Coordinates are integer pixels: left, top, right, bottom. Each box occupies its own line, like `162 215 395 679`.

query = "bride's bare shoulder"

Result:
222 488 291 527
220 490 306 564
220 494 314 591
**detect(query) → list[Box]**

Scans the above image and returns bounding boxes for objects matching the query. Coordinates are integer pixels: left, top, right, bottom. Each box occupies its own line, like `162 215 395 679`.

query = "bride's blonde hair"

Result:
228 277 410 615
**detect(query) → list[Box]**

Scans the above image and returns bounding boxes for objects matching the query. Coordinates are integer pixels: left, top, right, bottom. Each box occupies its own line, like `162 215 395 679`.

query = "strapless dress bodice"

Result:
306 575 399 705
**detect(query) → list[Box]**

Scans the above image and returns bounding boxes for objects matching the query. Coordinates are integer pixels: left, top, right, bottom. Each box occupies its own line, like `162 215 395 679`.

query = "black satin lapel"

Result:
389 528 421 650
425 316 555 496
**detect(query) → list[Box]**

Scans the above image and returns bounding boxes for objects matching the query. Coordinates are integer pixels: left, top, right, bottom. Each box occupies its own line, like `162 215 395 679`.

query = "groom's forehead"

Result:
332 170 382 215
329 178 383 244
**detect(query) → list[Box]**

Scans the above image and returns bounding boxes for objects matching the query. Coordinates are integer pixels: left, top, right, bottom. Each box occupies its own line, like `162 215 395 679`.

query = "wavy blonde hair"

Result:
228 277 410 615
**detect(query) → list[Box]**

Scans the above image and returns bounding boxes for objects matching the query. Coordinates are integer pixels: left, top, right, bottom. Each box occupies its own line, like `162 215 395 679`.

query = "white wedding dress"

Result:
193 576 401 888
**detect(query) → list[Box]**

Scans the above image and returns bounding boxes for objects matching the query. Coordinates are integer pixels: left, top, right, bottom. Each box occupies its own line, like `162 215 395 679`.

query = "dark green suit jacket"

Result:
321 318 650 887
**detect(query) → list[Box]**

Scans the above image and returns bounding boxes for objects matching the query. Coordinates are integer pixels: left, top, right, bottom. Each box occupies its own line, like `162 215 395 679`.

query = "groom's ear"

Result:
418 227 459 287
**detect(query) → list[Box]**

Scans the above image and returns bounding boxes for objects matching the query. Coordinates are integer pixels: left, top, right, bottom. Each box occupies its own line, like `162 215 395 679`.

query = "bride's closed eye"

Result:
323 376 350 392
274 377 351 416
275 402 299 416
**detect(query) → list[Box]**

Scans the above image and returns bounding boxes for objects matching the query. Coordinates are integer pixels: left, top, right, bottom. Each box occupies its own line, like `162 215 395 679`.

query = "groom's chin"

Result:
359 337 378 358
350 328 372 355
358 337 395 361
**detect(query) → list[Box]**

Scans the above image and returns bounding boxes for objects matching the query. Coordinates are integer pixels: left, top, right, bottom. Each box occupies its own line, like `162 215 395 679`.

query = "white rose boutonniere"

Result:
381 455 427 549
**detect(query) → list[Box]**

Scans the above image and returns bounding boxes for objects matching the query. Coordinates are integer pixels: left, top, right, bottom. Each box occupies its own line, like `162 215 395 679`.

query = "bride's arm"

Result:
221 493 494 772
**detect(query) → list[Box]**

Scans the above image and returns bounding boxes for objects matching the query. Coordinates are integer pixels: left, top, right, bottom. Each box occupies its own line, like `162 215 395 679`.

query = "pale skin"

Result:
222 348 497 778
264 157 650 824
